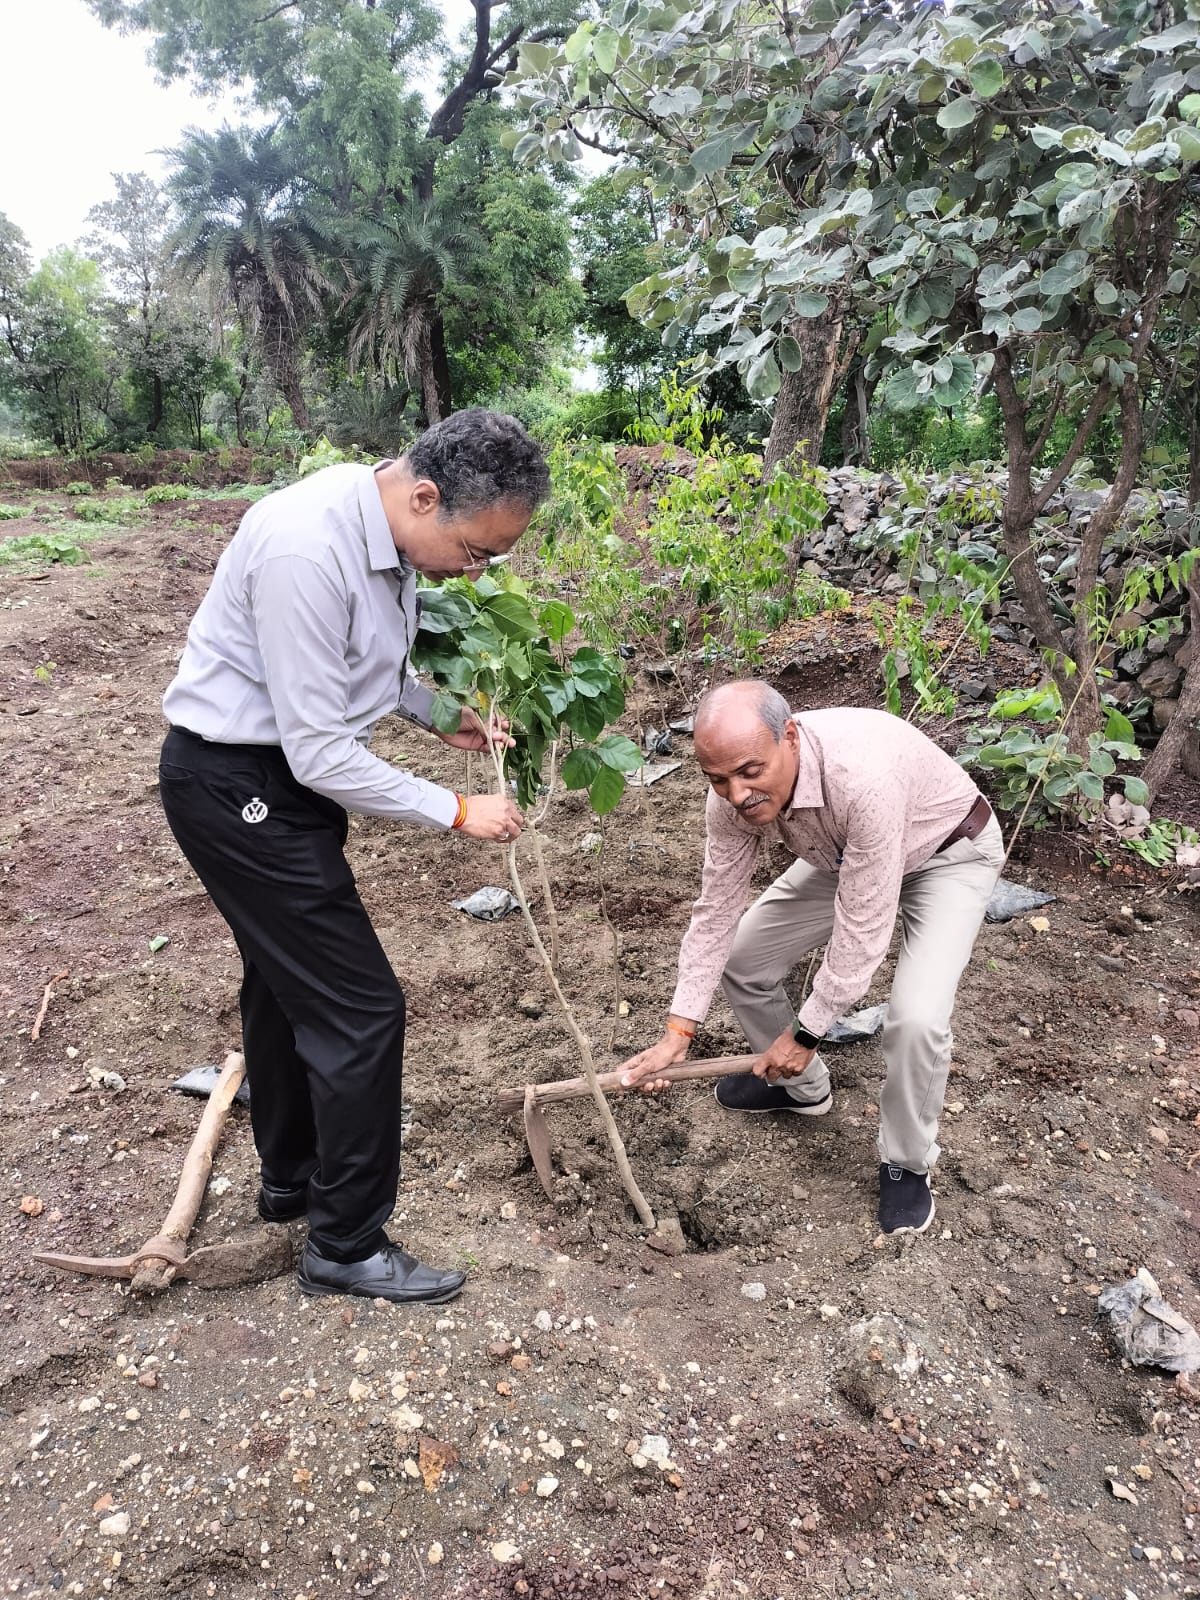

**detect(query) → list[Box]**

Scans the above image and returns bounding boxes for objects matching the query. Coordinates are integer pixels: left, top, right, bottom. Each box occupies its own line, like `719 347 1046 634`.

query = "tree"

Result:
165 125 332 431
514 0 1200 769
345 201 481 422
85 171 223 443
0 245 112 452
89 0 587 421
574 171 673 411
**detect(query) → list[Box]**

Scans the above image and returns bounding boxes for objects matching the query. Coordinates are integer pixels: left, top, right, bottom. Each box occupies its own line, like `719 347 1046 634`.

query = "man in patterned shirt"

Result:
620 680 1004 1235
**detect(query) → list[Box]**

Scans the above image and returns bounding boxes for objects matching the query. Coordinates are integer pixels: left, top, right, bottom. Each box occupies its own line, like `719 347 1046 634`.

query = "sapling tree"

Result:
412 570 658 1226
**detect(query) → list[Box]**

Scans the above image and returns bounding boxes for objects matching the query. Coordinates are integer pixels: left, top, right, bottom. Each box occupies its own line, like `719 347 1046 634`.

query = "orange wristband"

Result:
451 794 468 830
666 1021 695 1040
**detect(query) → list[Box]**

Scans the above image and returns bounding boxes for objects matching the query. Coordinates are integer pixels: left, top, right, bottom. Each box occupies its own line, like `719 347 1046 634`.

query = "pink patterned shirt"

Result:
669 708 982 1036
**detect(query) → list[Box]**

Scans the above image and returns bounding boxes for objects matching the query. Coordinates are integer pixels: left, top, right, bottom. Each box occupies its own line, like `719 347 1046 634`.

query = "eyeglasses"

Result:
458 542 509 574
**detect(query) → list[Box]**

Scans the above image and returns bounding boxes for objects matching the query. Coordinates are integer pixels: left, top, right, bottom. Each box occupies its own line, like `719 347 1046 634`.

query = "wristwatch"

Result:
791 1019 824 1050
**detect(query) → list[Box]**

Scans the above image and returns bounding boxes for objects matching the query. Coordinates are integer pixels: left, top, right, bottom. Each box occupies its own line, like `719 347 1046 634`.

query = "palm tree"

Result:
165 125 331 432
344 203 481 423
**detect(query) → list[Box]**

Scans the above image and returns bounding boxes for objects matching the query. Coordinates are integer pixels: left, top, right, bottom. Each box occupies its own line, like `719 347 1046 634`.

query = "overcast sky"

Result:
0 0 476 261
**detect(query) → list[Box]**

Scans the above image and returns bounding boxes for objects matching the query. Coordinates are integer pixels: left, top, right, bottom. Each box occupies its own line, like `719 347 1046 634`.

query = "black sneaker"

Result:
257 1181 309 1223
297 1240 466 1305
714 1075 833 1116
878 1164 935 1235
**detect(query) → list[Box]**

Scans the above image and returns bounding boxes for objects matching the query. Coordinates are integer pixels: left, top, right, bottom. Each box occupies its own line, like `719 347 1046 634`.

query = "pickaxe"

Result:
34 1051 293 1294
496 1055 758 1199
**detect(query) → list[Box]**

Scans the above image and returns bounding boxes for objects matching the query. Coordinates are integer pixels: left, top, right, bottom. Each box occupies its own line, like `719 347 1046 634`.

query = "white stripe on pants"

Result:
719 818 1005 1173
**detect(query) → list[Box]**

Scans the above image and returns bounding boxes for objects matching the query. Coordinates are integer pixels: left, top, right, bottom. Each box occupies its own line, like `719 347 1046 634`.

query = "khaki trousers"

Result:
720 818 1005 1173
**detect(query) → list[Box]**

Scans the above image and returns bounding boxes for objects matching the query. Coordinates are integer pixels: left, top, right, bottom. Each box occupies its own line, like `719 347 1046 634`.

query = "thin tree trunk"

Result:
1141 576 1200 800
764 315 844 473
149 374 164 435
430 314 453 421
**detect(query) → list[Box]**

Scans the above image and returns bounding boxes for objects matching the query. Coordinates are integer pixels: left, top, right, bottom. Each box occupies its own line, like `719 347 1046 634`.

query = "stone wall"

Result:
801 467 1196 742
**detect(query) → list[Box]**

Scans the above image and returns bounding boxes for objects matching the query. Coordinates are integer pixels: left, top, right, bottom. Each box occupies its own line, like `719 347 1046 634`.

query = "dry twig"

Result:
31 969 69 1043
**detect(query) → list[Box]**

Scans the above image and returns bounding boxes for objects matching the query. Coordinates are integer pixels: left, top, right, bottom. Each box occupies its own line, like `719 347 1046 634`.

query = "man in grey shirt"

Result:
159 409 545 1304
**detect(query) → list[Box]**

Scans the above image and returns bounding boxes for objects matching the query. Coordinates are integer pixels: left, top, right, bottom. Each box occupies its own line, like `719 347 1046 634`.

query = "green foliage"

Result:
538 383 844 678
63 480 93 496
1114 815 1198 868
959 710 1146 822
573 170 677 403
297 436 355 477
0 245 112 451
72 495 143 524
0 503 26 519
0 530 87 567
32 660 56 683
411 570 641 814
143 483 194 503
865 473 1007 717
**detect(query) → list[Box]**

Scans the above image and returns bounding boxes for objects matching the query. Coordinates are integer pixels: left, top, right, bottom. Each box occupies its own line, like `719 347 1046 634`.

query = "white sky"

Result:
0 0 477 261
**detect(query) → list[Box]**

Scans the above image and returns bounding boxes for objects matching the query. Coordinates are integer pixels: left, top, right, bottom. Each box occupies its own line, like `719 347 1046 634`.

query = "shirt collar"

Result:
788 717 823 811
359 461 407 575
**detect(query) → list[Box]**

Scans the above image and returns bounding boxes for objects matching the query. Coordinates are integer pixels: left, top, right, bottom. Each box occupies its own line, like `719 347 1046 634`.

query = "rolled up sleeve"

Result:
248 554 458 828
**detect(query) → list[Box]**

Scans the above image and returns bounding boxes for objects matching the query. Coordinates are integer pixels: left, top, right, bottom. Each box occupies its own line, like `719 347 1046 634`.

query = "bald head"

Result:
694 681 793 745
693 680 800 828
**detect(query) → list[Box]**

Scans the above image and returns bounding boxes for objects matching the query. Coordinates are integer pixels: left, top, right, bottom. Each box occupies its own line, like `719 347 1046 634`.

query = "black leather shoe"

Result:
297 1240 467 1304
257 1181 309 1223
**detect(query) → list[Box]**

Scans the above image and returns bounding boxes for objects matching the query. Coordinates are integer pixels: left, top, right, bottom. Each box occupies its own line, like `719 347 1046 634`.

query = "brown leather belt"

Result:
937 792 993 853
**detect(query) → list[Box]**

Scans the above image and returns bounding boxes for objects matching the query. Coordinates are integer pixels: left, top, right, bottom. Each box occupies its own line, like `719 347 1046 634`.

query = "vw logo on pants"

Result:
241 797 269 824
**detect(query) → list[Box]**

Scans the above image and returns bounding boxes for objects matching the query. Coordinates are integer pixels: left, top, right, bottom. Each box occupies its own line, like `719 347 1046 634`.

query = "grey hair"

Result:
403 408 550 521
695 680 794 740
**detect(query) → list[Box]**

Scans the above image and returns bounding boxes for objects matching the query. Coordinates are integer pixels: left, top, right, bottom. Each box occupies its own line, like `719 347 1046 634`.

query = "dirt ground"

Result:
0 484 1198 1600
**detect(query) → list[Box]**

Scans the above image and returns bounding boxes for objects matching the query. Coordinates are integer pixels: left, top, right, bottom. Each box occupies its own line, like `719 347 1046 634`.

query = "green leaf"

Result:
416 588 477 634
794 291 830 317
1088 748 1116 777
562 748 602 789
1122 775 1150 806
968 59 1004 98
538 600 576 643
148 934 170 954
597 733 643 772
484 593 540 640
777 334 803 372
745 348 781 401
692 130 740 178
593 26 619 74
937 98 977 131
1043 773 1078 802
563 694 606 740
431 692 463 735
589 764 626 815
930 353 975 408
1103 708 1137 743
1075 770 1105 801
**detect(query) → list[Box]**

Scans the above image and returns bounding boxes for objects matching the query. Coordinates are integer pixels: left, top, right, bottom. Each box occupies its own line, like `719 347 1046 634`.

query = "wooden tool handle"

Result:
158 1051 246 1246
496 1054 757 1115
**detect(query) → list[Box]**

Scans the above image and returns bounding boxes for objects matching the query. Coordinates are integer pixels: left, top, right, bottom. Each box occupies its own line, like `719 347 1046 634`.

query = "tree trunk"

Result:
429 313 453 421
763 314 845 473
149 373 164 435
839 359 875 466
416 324 441 425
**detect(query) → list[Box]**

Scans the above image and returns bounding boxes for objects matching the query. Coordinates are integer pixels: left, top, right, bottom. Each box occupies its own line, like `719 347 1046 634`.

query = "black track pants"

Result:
158 727 404 1263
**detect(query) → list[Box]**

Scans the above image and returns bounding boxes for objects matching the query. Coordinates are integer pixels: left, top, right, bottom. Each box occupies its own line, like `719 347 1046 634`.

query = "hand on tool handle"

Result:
619 1016 698 1093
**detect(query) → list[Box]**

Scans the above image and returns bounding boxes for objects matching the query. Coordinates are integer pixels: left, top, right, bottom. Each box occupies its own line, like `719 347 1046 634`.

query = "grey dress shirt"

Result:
163 462 458 829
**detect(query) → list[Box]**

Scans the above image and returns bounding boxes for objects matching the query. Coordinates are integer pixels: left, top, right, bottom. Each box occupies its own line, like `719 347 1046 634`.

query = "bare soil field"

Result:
0 484 1197 1600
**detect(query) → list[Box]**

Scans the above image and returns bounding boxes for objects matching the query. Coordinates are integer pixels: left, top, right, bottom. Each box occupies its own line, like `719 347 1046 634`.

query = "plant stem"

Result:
530 828 561 971
487 724 656 1230
596 815 623 1052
